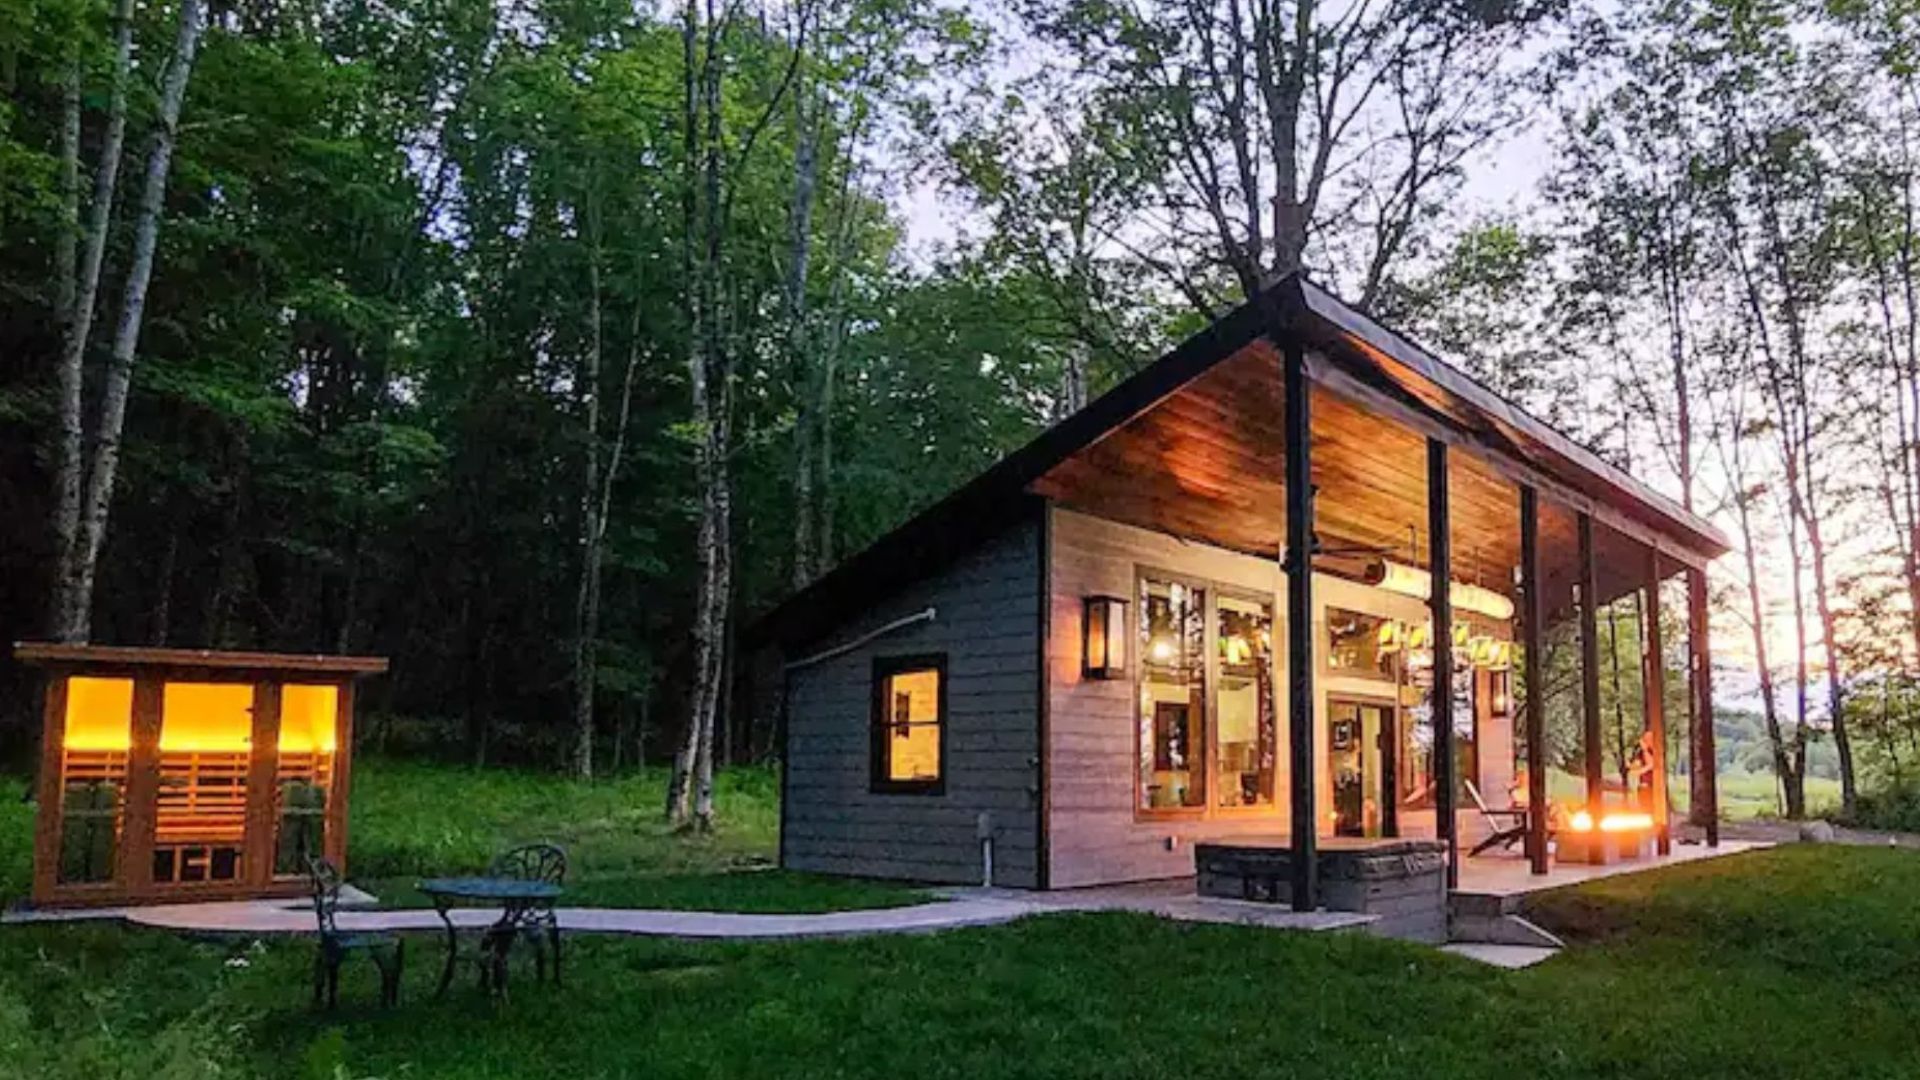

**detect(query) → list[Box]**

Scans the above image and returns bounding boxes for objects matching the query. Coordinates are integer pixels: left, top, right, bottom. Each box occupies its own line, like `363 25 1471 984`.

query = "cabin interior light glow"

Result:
1084 595 1128 679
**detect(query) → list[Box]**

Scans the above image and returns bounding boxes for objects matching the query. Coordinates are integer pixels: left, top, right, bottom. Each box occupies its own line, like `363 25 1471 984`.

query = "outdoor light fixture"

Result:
1083 595 1128 679
1366 558 1517 622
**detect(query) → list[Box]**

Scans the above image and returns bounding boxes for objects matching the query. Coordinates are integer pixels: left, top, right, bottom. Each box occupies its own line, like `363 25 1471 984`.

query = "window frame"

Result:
869 654 948 796
1134 569 1211 820
1132 567 1285 822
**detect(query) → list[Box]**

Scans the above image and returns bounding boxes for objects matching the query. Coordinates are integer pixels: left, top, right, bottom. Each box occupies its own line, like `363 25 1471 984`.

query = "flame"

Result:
1568 810 1655 833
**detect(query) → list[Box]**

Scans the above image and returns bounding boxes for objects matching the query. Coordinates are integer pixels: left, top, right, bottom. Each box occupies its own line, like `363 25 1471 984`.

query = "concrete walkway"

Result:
4 895 1041 940
4 876 1373 940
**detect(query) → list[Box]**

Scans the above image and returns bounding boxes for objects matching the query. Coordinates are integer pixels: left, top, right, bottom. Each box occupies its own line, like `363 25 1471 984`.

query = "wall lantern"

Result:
1084 595 1129 679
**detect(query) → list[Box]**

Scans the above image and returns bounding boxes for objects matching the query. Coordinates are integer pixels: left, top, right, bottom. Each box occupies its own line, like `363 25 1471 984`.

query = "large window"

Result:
871 656 945 794
1399 664 1479 810
1327 607 1395 680
1139 577 1208 812
1215 594 1276 808
155 682 254 885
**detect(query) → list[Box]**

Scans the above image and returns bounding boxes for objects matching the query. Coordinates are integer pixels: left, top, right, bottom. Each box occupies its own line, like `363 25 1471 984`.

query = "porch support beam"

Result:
1688 566 1719 847
1284 341 1317 911
1579 513 1605 813
1427 438 1458 888
1520 486 1548 875
1645 549 1673 855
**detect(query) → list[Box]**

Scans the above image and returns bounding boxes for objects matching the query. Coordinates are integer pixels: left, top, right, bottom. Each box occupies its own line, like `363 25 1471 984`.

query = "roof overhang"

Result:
14 643 391 677
747 275 1727 649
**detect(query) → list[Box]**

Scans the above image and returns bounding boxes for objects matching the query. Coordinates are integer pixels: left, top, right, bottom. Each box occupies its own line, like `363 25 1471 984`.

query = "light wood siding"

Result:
1046 508 1508 887
784 520 1041 887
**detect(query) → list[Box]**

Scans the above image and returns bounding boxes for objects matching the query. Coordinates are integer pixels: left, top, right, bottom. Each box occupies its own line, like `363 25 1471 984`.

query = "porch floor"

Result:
1454 838 1771 902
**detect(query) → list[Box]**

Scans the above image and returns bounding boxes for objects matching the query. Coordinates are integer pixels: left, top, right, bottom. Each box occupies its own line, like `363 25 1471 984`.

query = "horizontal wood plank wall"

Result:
784 520 1042 887
1046 509 1506 887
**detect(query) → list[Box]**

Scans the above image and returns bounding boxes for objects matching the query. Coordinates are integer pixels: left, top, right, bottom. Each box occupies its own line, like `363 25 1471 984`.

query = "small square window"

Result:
871 656 945 794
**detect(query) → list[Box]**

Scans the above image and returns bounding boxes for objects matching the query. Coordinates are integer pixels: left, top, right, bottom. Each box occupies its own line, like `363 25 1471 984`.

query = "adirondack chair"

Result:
1464 780 1533 857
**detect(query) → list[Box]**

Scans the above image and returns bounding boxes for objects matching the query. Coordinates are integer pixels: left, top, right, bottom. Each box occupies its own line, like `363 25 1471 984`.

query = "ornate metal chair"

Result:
307 857 404 1008
485 843 567 985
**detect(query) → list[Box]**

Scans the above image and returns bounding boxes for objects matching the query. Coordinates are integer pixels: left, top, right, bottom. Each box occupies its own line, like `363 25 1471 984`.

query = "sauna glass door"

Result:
274 684 338 877
54 677 135 886
154 682 255 885
1328 698 1394 838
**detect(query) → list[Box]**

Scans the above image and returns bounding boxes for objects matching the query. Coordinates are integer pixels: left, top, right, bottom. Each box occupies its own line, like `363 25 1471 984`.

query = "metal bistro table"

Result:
418 876 565 998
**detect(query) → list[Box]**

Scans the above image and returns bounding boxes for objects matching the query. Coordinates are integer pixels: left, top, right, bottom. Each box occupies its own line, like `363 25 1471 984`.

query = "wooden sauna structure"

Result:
13 644 387 907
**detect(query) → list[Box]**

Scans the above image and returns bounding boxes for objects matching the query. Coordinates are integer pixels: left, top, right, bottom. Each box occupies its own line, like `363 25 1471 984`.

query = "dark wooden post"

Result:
1520 487 1548 874
122 677 164 897
1284 342 1317 911
1644 549 1672 855
31 673 71 904
1688 566 1719 847
1579 514 1605 814
1427 438 1457 888
243 682 282 888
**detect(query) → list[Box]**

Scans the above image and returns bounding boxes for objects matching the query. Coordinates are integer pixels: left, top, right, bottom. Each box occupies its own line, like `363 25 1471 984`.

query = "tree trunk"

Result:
148 524 177 646
670 0 731 832
49 0 136 640
786 81 821 591
1733 461 1801 818
66 0 206 643
572 222 605 781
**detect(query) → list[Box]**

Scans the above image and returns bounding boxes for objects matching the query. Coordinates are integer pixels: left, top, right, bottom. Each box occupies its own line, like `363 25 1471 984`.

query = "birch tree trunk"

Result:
65 0 206 644
49 0 136 640
572 222 605 781
786 78 821 591
670 0 731 831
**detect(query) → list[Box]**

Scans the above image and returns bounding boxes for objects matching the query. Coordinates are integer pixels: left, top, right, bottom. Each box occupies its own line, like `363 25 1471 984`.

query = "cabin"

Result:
12 644 386 907
750 274 1729 909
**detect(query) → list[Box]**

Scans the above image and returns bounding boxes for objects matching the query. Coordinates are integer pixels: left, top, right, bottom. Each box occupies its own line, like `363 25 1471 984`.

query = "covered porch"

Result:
1031 277 1730 907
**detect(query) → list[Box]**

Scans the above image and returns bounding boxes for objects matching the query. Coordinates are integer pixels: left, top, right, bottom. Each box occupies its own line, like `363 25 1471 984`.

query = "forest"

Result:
4 0 1920 828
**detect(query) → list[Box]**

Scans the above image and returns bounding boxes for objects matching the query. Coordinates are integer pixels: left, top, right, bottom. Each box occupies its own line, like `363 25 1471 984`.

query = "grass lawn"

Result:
0 845 1917 1077
339 760 924 913
0 759 922 915
1543 767 1841 820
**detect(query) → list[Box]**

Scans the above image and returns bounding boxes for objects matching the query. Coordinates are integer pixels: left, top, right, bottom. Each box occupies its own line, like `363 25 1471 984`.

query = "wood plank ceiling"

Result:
1028 339 1662 620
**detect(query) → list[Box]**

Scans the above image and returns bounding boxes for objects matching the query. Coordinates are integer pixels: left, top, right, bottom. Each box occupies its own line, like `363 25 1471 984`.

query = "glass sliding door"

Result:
1330 697 1396 837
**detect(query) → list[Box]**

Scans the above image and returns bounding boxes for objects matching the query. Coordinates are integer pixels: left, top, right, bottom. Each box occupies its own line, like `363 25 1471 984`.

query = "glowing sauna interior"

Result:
14 645 386 906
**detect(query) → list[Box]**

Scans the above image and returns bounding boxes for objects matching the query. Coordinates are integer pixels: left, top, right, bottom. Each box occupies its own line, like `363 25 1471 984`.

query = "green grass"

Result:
2 846 1919 1077
1544 767 1842 820
342 759 923 913
0 759 924 914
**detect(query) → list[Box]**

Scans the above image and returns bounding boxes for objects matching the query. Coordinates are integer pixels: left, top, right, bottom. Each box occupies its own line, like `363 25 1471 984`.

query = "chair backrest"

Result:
1463 780 1497 817
306 856 342 934
488 843 567 885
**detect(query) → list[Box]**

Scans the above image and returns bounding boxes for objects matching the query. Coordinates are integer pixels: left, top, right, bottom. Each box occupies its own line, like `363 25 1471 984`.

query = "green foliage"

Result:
0 0 1121 772
1841 777 1920 831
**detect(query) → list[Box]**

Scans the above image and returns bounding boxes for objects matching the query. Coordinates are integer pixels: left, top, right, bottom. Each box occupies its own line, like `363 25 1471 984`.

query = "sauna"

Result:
13 644 387 907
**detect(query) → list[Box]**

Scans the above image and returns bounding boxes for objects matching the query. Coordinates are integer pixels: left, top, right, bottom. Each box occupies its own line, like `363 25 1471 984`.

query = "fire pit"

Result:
1556 810 1656 865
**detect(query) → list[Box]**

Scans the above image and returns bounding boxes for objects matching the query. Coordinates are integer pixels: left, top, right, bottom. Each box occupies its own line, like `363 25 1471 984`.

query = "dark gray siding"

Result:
783 519 1041 887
